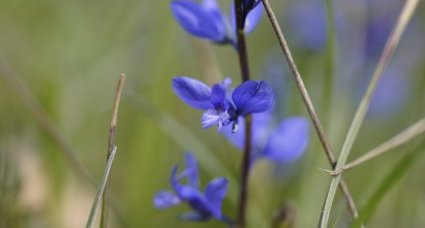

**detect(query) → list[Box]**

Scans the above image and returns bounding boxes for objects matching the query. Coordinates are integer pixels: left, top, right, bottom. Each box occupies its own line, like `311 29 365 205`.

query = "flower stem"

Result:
237 116 252 228
235 11 250 80
234 1 252 227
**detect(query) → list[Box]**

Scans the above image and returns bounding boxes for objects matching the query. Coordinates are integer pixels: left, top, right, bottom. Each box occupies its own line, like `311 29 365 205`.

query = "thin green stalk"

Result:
86 146 118 228
319 0 419 226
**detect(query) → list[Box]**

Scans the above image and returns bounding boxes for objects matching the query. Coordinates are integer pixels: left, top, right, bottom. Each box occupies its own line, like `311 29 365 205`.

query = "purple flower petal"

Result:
183 153 199 188
170 165 183 197
210 77 232 111
172 77 212 110
210 78 232 106
154 191 181 209
158 153 229 222
220 119 244 149
230 1 262 33
366 67 409 117
178 185 212 216
170 164 211 215
202 0 220 11
243 0 261 9
201 109 230 129
232 80 274 116
263 117 310 163
171 0 226 42
366 15 394 59
244 3 263 34
221 112 272 150
204 178 228 219
286 2 326 50
210 84 227 109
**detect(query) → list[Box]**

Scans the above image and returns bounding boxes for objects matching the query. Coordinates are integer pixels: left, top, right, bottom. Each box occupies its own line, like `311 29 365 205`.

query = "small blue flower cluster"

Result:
171 0 263 46
221 113 310 164
154 0 310 224
154 153 229 222
172 77 274 130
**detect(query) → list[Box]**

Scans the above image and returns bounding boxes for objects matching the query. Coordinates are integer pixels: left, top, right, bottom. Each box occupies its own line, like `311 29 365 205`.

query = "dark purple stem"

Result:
234 1 252 228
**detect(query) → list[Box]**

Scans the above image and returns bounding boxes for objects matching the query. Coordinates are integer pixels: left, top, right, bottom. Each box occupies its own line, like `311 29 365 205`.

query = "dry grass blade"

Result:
261 0 359 218
100 74 126 228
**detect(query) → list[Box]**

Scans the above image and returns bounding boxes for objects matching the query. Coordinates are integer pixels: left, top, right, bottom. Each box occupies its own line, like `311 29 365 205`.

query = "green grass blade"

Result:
352 139 425 227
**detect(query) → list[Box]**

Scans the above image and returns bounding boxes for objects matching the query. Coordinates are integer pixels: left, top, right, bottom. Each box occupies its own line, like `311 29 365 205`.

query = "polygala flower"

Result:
172 77 274 130
154 153 229 222
222 112 310 164
170 0 263 46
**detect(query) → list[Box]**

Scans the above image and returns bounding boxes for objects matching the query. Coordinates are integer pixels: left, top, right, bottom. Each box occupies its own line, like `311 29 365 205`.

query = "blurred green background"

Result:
1 0 425 227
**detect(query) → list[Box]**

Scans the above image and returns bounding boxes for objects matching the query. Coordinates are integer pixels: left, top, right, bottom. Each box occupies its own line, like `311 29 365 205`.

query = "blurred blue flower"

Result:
360 66 409 117
221 112 310 164
285 1 327 51
170 0 263 46
344 3 422 118
154 153 229 222
172 77 274 130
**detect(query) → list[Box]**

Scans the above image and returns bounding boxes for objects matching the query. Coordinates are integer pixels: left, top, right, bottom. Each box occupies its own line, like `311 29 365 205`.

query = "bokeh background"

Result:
1 0 425 227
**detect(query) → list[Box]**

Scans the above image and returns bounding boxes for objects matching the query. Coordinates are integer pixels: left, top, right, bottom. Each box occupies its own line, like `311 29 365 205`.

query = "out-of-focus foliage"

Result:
1 0 425 227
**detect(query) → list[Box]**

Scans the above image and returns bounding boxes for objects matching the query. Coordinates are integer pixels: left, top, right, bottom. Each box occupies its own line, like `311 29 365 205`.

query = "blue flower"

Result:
172 77 274 130
170 0 263 46
239 0 262 25
285 1 327 50
242 0 261 10
221 112 310 164
335 1 424 118
154 153 229 222
232 80 274 116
